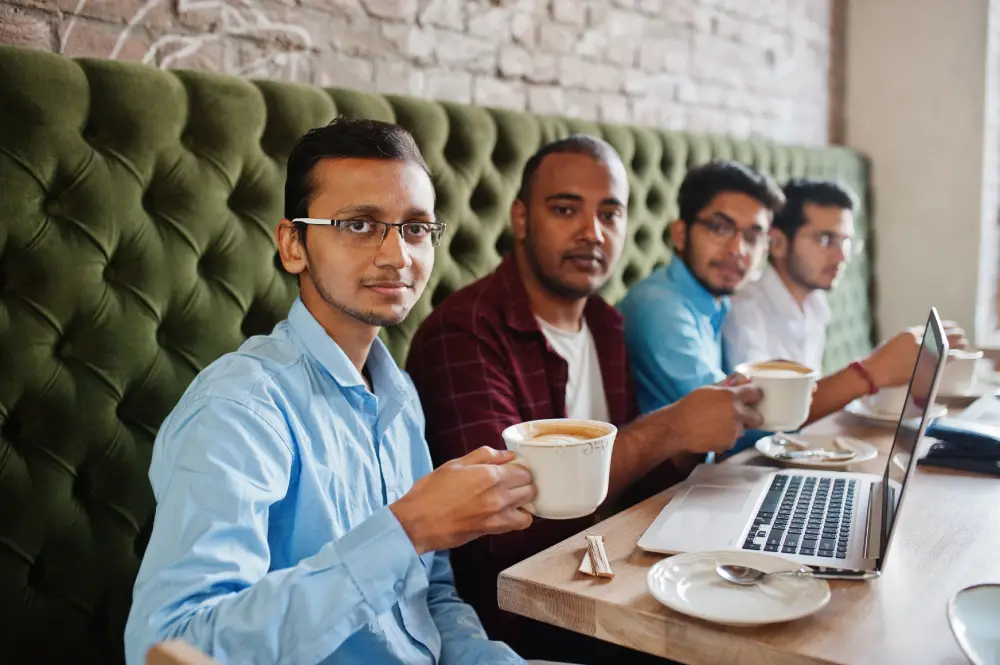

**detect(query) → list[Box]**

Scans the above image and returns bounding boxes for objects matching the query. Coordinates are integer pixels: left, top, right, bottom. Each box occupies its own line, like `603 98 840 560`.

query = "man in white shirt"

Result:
723 178 860 371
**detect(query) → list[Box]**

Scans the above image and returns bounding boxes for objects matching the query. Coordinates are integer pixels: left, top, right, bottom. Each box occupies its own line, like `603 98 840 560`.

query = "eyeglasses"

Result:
691 216 769 251
292 218 447 248
808 230 864 258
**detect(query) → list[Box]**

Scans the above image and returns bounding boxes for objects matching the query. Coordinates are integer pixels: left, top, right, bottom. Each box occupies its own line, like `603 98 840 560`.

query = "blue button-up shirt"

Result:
618 257 731 413
124 298 524 665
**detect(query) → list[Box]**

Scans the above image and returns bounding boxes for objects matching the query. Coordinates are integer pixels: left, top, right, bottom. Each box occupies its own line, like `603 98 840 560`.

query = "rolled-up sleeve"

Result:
124 397 427 665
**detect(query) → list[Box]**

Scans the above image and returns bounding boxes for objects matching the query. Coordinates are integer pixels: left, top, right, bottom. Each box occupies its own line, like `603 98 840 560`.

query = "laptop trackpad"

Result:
657 484 754 551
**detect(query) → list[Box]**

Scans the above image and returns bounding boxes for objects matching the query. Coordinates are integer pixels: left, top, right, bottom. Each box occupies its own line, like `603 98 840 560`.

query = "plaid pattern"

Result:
407 254 676 646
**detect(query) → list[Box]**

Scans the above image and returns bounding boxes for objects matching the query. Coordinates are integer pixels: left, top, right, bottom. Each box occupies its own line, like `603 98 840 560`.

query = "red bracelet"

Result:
850 361 879 395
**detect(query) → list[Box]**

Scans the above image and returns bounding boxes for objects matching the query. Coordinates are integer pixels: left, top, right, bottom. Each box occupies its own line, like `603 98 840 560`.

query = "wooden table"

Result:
497 409 1000 665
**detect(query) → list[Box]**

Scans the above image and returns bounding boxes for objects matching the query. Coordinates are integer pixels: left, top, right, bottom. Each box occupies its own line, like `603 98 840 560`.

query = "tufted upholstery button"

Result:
447 226 481 266
494 230 514 258
634 227 652 252
103 261 117 282
155 326 168 349
44 198 62 217
74 467 91 504
55 337 73 360
622 263 641 287
2 408 21 443
469 181 500 219
431 283 454 307
141 191 156 215
27 556 46 589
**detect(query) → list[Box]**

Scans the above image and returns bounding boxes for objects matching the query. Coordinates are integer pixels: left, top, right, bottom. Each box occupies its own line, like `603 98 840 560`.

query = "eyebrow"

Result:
331 204 434 219
545 193 626 207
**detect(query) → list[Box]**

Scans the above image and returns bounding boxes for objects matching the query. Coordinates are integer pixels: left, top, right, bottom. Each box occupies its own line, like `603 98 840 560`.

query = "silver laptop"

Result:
637 308 948 577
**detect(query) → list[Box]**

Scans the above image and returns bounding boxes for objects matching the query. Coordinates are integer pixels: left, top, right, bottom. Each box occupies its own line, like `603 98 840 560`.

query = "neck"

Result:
771 260 812 309
515 250 587 332
300 286 379 378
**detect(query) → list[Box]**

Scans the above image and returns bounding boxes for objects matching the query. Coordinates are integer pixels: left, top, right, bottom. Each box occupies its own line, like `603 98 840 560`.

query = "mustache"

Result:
709 260 746 275
360 274 415 287
562 248 608 265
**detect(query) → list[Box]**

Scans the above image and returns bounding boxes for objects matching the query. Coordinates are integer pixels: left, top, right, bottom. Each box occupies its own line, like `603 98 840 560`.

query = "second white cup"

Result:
735 360 819 432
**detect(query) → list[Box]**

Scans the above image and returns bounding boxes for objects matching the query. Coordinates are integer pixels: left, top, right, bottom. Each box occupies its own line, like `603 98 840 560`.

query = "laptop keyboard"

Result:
742 475 857 559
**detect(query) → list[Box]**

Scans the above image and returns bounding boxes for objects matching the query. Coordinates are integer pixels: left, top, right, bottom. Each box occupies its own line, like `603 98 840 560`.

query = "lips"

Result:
563 252 607 268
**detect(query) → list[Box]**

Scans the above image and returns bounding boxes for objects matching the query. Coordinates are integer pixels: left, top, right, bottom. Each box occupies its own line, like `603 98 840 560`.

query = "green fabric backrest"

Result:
0 44 872 663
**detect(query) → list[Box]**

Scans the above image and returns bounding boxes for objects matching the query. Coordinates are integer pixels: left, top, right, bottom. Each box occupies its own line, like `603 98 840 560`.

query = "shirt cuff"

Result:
333 505 429 616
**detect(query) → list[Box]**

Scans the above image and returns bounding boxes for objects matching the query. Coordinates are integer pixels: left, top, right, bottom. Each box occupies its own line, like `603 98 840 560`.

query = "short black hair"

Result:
516 134 623 203
284 116 430 222
677 160 785 224
772 178 858 239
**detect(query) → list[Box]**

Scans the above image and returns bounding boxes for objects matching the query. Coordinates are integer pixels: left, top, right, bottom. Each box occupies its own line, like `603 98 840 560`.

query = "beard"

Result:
306 260 409 328
523 214 600 301
787 247 833 292
681 229 738 297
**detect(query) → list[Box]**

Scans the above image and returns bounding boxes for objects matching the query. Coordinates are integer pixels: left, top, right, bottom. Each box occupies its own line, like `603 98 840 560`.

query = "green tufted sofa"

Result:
0 43 873 664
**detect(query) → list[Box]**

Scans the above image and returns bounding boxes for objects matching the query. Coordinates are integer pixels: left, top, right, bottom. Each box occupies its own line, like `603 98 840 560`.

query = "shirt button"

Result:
394 580 405 595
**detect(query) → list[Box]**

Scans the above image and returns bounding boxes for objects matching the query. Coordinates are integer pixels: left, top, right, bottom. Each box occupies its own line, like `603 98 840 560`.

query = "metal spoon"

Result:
772 448 857 461
716 564 880 585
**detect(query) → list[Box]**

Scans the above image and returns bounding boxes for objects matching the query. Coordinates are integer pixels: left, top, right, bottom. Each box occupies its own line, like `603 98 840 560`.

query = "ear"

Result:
276 219 307 275
511 198 529 242
668 219 687 254
769 228 789 261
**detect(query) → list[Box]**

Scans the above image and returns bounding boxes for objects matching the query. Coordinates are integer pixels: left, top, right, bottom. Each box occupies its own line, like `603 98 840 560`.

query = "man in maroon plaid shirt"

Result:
406 136 765 662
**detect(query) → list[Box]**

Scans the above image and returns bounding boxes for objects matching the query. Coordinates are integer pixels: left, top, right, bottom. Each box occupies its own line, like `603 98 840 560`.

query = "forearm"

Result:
808 365 871 424
607 409 700 500
127 508 426 665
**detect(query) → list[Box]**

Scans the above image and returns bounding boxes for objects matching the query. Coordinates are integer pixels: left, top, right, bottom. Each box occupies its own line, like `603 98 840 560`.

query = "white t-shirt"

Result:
536 316 611 422
723 264 831 372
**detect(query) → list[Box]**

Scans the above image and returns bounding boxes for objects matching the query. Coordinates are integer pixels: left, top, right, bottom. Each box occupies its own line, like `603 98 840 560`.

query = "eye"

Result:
552 205 576 217
341 219 374 234
402 222 430 238
599 210 623 224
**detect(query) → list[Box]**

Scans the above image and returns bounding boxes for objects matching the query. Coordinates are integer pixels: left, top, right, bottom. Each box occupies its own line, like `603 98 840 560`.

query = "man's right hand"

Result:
667 384 765 453
390 446 536 555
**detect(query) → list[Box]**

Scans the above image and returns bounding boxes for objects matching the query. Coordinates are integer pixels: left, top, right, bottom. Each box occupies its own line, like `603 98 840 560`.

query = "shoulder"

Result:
410 269 507 351
161 323 311 445
619 272 697 331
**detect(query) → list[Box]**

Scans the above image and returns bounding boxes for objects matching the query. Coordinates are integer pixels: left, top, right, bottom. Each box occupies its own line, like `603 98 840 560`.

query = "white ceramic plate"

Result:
845 399 947 425
938 383 1000 401
646 549 831 627
947 583 1000 665
755 434 879 469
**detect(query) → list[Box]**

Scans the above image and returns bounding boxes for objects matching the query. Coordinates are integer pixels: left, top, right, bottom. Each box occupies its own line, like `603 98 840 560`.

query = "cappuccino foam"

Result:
750 369 805 378
521 422 611 446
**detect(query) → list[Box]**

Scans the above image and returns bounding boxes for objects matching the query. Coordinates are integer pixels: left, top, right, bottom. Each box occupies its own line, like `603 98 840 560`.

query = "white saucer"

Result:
646 549 830 627
755 434 879 469
947 583 1000 665
938 383 1000 401
845 399 947 425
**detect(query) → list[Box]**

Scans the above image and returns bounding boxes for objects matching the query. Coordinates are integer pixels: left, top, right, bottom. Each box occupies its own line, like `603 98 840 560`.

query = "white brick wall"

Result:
2 0 837 145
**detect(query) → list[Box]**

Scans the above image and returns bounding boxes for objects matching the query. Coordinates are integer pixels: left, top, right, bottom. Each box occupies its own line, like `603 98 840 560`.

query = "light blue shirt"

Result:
619 257 731 413
124 298 523 665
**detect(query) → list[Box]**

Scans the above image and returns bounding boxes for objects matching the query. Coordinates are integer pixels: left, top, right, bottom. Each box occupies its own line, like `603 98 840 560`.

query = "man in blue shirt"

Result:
125 118 537 665
620 160 966 425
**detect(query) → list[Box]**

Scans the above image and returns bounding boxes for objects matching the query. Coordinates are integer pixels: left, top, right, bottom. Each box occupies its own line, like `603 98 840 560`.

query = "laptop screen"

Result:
879 309 947 561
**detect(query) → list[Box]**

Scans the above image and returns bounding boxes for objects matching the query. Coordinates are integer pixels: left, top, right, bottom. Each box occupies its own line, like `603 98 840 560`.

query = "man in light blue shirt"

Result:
619 161 783 413
620 161 967 431
124 118 537 665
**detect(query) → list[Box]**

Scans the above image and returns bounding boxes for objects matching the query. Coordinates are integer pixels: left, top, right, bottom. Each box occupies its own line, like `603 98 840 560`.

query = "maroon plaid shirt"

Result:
407 254 682 648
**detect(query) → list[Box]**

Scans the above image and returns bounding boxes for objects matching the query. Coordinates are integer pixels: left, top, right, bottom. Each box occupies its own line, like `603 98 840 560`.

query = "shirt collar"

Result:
759 263 832 322
288 297 410 403
665 256 729 320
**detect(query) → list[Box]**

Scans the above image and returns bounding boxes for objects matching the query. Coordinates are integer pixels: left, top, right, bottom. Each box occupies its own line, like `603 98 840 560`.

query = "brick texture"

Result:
0 0 839 145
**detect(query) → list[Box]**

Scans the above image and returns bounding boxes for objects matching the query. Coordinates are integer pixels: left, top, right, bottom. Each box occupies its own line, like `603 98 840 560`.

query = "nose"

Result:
375 226 413 270
579 215 604 245
832 241 847 263
724 230 749 256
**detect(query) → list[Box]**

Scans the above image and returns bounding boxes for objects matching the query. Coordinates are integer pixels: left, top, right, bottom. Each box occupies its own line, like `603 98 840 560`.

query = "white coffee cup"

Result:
863 385 908 416
939 348 984 394
501 418 617 520
735 360 819 432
